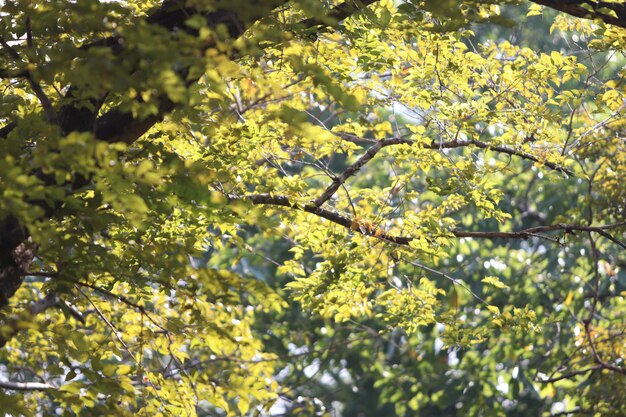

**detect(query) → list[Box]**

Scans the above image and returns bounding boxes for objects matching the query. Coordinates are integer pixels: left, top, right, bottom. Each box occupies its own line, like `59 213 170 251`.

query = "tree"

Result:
1 0 626 415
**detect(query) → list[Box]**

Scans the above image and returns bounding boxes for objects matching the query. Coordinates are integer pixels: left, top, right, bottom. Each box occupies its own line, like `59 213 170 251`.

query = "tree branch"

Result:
299 0 380 30
550 407 589 417
465 138 574 177
0 292 59 348
313 137 409 206
73 280 168 334
453 222 626 246
583 321 626 375
532 0 626 29
232 192 626 247
316 135 573 208
535 365 602 383
0 379 54 391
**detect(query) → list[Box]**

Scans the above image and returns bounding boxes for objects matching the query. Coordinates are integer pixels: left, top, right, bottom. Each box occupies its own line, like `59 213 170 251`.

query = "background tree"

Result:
1 0 626 416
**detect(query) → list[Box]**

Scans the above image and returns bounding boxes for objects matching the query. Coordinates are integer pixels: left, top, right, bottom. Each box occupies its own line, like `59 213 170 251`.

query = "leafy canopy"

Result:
1 0 626 416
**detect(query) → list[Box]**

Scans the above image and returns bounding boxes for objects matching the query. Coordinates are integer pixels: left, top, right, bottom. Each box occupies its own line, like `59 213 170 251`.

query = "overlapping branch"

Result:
315 135 573 209
313 138 406 207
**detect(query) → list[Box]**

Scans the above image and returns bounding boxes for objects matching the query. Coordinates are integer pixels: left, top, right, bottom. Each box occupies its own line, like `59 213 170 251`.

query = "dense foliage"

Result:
1 1 626 416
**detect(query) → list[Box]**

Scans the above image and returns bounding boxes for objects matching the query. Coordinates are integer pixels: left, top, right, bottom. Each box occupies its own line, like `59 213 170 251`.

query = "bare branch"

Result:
550 407 589 417
76 287 138 363
465 138 574 177
25 17 33 48
406 259 488 305
76 287 166 401
231 192 626 247
452 222 626 244
0 379 54 391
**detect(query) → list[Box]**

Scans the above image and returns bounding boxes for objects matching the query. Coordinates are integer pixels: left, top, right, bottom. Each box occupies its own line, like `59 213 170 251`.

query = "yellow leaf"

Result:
237 396 250 415
116 364 133 376
481 276 509 289
486 305 500 315
564 292 574 307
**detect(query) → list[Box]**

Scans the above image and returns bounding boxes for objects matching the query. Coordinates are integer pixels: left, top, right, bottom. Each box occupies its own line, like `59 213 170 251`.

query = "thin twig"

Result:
406 259 488 305
535 365 601 383
76 286 168 404
76 287 138 362
73 280 169 334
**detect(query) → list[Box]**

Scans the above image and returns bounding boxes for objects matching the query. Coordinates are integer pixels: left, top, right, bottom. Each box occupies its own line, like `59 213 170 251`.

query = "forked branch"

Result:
316 135 574 208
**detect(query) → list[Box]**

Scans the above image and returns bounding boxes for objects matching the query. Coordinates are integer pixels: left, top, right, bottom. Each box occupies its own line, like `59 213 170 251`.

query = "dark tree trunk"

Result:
0 217 33 308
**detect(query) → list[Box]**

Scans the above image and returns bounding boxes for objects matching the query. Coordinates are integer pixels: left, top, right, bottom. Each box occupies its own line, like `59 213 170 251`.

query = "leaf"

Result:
116 364 133 376
237 396 250 415
486 305 500 315
59 382 83 394
527 4 543 16
481 276 509 289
